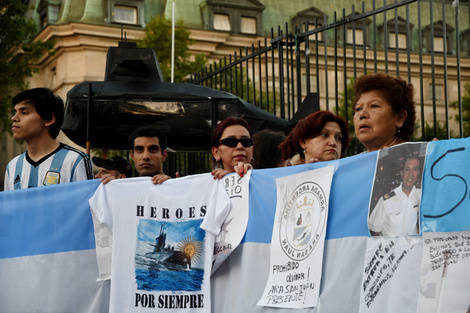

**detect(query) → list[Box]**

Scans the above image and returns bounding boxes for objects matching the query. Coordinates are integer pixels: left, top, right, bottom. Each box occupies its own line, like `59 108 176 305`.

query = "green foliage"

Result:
138 15 207 82
0 0 55 134
450 83 470 138
91 149 129 159
211 65 282 116
414 120 452 141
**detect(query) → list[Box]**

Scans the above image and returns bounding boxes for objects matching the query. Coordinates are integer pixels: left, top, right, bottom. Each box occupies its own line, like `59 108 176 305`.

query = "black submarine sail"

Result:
145 224 192 271
62 41 293 152
150 224 168 253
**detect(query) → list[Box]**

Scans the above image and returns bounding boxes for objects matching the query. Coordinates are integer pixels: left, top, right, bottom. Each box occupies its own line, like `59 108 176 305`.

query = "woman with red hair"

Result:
279 111 349 164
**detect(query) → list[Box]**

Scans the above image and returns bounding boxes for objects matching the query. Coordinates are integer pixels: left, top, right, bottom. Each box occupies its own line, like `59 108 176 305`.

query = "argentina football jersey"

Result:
4 144 93 191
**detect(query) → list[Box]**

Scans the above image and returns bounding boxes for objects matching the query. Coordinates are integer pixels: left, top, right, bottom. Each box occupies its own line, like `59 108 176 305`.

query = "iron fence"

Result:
190 0 469 157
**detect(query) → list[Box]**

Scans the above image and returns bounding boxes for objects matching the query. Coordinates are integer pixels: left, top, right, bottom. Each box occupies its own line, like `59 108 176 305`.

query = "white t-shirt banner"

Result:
257 166 335 309
91 209 113 280
89 174 231 313
212 171 251 274
418 231 470 312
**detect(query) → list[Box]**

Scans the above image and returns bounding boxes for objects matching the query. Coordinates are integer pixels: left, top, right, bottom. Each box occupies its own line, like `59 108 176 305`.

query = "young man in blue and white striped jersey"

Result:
3 88 93 191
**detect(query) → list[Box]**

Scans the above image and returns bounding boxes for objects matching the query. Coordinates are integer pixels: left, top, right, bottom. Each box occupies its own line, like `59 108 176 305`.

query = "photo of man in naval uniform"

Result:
367 143 427 237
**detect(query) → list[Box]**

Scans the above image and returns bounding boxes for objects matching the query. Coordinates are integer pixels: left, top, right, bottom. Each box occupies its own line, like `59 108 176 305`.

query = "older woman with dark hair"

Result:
211 116 254 179
353 73 416 152
279 111 349 163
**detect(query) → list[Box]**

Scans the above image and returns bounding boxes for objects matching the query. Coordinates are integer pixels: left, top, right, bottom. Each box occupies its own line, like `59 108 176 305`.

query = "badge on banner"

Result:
212 171 251 274
257 166 334 309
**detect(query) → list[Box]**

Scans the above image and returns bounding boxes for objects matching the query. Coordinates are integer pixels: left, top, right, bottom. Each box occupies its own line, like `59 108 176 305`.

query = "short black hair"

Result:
12 88 64 139
129 126 167 151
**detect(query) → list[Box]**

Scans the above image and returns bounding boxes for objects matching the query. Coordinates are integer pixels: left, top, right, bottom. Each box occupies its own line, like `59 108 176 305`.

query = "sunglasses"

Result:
218 137 254 148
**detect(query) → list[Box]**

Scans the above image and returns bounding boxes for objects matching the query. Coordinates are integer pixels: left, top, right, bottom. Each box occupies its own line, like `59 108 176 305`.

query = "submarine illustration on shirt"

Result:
144 224 200 271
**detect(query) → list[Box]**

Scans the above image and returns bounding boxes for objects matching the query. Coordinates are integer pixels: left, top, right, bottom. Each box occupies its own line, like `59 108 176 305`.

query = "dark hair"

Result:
402 154 421 169
279 111 349 160
252 130 285 169
211 116 253 147
211 116 253 168
353 73 416 141
129 126 167 151
12 88 64 139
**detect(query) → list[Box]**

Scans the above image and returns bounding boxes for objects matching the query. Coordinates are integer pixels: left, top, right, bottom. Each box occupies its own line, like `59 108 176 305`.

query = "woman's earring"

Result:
217 160 223 169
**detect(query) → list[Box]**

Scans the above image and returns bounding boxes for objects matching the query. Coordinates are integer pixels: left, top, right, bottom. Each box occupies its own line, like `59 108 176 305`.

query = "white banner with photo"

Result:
257 166 335 309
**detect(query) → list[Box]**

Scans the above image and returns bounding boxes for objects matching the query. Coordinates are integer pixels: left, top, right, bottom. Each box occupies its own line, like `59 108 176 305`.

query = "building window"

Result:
202 0 265 35
429 83 444 101
433 36 450 53
380 17 413 50
343 12 371 46
113 5 137 24
301 73 319 93
388 33 407 49
36 0 61 30
109 0 144 26
347 29 364 45
304 23 324 41
292 7 327 42
213 13 231 31
241 16 257 34
462 29 470 56
422 21 454 54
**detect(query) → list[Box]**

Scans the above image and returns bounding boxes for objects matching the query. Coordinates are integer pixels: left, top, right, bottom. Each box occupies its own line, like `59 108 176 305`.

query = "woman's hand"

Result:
212 162 252 179
234 162 253 177
211 168 231 180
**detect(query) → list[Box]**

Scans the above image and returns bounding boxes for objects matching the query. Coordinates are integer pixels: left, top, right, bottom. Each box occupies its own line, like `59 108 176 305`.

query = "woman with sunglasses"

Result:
279 111 349 164
211 116 254 179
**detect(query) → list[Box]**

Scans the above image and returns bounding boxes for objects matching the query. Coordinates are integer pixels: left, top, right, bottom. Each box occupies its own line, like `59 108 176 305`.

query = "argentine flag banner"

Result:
1 138 470 313
0 179 110 313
